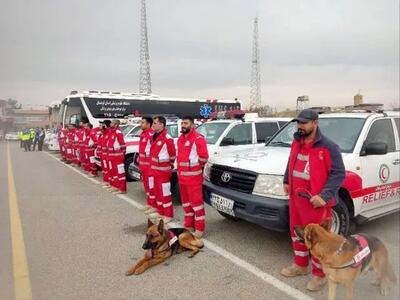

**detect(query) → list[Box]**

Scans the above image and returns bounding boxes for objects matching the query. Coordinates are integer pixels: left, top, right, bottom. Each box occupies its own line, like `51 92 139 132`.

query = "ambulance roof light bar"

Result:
210 109 246 120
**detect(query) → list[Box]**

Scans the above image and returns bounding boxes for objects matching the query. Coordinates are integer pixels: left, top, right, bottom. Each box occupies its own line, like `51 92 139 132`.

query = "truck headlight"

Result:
253 175 288 199
203 162 212 181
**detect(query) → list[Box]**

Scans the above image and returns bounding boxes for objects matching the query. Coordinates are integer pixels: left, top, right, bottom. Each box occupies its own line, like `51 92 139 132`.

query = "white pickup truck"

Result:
203 112 400 235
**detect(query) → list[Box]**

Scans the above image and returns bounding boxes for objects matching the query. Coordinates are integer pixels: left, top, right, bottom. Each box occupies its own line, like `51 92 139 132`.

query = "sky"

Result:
0 0 398 110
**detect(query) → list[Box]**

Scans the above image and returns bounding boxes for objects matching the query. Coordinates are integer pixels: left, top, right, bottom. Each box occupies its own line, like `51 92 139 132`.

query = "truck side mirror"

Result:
220 137 234 146
361 142 388 156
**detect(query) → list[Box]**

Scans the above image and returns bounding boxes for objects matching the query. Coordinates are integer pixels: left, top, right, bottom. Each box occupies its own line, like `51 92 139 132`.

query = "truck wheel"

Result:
331 197 350 236
125 155 135 182
218 211 240 222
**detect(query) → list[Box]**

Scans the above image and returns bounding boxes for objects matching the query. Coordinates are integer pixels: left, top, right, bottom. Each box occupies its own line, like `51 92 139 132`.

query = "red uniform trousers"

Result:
141 169 156 209
153 173 173 218
289 144 330 278
110 154 126 192
180 183 205 233
101 153 110 183
85 148 98 176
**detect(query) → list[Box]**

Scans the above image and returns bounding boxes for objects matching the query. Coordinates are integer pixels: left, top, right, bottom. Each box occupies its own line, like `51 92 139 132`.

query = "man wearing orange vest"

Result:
150 116 176 223
138 116 157 214
177 116 209 238
108 120 127 194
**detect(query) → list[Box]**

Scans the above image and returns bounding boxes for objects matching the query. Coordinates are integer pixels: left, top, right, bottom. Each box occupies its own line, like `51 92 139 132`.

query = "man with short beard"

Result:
280 109 345 292
177 116 208 239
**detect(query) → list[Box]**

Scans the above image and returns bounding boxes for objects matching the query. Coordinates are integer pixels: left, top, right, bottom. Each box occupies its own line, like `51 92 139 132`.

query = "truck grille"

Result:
210 164 257 194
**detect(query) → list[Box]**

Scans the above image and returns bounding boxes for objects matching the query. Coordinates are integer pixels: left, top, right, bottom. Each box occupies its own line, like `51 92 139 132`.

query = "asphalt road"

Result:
0 141 399 300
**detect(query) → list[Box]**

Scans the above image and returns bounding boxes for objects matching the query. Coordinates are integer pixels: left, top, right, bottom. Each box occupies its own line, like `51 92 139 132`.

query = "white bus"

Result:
59 91 241 127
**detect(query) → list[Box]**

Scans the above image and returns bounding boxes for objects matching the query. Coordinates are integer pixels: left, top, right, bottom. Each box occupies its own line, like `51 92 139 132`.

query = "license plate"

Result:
210 193 235 216
132 171 141 180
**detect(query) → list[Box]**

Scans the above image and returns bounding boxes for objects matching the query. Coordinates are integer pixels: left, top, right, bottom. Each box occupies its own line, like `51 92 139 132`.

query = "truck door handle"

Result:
393 159 400 165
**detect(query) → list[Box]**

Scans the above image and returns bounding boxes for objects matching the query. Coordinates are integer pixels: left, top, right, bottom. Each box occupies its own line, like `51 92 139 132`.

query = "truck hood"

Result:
209 146 291 175
209 146 352 175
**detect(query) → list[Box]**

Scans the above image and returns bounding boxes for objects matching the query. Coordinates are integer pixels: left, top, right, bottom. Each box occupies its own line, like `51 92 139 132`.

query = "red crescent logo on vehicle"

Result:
379 164 390 183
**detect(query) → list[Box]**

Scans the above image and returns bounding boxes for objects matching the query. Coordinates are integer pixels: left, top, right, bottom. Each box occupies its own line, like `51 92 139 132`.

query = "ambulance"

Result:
203 111 400 235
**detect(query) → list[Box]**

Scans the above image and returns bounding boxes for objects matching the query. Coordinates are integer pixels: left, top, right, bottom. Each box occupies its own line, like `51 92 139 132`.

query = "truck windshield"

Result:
197 122 230 144
268 118 365 153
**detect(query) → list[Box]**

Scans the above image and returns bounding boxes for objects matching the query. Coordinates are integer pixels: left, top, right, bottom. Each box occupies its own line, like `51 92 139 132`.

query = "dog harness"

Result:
167 228 185 247
333 234 371 270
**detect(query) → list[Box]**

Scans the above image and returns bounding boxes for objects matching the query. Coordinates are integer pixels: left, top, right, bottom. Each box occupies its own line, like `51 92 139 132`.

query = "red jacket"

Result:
177 128 209 185
138 127 154 171
107 127 126 157
150 129 176 177
284 128 345 205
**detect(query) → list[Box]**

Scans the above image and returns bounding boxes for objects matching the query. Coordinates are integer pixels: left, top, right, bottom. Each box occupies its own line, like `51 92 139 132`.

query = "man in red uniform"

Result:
100 120 112 188
150 116 176 223
57 123 67 162
78 119 88 170
108 120 127 194
84 123 99 177
65 124 75 164
177 116 209 239
138 117 157 214
281 109 345 292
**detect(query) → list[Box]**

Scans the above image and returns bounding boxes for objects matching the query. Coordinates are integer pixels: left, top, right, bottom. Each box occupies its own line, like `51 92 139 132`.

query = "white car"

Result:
197 116 290 156
203 111 400 235
5 132 19 141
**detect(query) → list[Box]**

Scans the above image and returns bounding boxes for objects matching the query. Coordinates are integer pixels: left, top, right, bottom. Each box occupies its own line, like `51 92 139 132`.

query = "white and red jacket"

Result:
138 128 154 171
150 129 176 177
107 127 126 157
177 128 209 185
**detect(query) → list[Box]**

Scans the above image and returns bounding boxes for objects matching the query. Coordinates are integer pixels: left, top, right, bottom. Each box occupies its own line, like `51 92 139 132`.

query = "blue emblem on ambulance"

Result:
200 104 212 118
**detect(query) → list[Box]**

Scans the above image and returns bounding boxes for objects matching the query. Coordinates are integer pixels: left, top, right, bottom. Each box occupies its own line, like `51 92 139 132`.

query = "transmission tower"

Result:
250 17 261 109
139 0 152 94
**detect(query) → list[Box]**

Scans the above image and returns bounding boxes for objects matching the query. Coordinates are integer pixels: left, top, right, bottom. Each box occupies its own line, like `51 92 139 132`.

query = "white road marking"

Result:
45 152 313 300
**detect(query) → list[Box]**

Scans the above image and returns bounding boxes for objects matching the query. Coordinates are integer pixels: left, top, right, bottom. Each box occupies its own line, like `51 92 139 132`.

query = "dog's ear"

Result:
147 219 154 228
320 219 332 232
158 219 164 233
294 226 305 242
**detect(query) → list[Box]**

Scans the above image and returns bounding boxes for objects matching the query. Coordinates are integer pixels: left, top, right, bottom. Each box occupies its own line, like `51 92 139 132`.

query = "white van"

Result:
203 112 400 235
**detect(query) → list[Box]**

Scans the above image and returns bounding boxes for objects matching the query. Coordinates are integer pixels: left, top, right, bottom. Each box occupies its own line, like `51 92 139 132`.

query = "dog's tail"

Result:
369 236 397 283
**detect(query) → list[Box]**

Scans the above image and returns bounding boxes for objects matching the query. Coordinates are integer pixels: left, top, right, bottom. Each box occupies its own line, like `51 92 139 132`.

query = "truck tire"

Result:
331 197 350 236
218 211 240 222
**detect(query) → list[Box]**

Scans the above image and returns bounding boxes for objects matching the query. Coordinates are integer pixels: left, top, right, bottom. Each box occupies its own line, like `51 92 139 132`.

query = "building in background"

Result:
48 101 61 128
354 92 363 106
12 109 49 129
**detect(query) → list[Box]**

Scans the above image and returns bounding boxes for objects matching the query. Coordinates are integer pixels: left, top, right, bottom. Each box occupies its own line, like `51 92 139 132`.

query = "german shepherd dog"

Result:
295 220 397 300
125 219 204 275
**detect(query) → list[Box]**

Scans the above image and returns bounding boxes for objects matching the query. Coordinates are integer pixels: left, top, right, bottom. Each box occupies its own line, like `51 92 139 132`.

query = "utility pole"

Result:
250 17 261 109
139 0 152 94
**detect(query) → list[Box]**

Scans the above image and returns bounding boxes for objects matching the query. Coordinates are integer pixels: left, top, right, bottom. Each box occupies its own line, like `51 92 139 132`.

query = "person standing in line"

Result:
84 123 99 177
138 117 157 215
37 128 45 151
107 119 127 194
100 120 112 188
22 129 31 152
177 116 209 239
149 116 176 223
280 109 345 292
32 127 39 151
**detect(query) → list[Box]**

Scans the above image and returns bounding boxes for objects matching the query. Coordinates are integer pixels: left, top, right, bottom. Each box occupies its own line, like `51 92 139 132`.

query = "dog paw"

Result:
380 286 390 296
125 270 134 276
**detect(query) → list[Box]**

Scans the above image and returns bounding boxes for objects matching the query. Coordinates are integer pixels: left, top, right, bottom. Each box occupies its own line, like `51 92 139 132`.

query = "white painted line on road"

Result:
45 152 313 300
45 152 100 185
